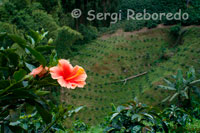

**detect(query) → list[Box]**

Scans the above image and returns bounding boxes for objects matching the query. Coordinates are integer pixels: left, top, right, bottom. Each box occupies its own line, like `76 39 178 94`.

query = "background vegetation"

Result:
0 0 200 132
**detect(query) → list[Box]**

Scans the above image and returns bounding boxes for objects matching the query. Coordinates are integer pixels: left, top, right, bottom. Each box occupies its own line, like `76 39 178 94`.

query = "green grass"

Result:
62 27 200 125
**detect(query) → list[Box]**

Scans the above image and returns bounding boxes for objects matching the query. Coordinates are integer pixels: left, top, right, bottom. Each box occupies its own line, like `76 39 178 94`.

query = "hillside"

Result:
62 26 200 125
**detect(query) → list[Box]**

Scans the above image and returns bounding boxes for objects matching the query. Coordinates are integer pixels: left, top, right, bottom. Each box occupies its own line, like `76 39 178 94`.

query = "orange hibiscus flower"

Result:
49 59 87 89
30 65 48 78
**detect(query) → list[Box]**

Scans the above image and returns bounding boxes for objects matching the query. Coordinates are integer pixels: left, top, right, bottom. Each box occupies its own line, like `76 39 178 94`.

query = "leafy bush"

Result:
0 22 23 48
54 26 83 58
78 24 98 43
170 24 181 37
162 105 192 131
9 0 30 9
59 13 75 27
32 10 59 39
72 120 89 132
146 20 159 29
104 100 168 133
0 30 85 132
11 9 35 31
35 0 58 13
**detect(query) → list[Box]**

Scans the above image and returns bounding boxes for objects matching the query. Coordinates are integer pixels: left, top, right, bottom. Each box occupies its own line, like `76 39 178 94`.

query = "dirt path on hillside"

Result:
100 24 200 40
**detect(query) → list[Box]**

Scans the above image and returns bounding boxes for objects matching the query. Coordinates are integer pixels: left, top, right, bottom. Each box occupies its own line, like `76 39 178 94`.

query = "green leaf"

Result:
8 125 27 133
36 103 52 124
0 32 6 41
110 113 119 121
8 34 26 49
190 79 200 85
29 29 40 44
169 93 179 102
35 90 50 96
164 79 174 87
35 45 55 52
162 96 171 102
0 80 10 89
0 75 31 95
25 46 46 66
158 85 176 91
49 50 58 66
25 62 36 71
117 105 126 113
187 67 195 80
9 109 20 122
68 106 84 117
13 69 27 82
8 34 47 66
131 114 141 121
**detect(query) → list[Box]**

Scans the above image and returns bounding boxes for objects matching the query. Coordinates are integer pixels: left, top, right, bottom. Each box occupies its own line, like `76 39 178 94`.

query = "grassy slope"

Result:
62 27 200 125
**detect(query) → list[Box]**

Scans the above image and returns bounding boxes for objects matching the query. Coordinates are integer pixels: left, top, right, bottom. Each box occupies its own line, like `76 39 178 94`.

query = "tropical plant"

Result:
72 120 89 132
0 29 86 132
162 105 192 131
158 67 200 106
104 99 168 133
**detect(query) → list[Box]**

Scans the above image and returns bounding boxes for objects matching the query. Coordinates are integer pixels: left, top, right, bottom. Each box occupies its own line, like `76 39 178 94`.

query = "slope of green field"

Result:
62 27 200 125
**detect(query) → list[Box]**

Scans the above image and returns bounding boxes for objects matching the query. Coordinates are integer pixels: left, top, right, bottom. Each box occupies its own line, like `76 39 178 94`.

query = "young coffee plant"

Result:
104 99 168 133
162 105 192 131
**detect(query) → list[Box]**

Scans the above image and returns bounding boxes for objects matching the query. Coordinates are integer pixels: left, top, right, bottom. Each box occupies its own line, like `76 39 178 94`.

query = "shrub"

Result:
9 0 30 9
54 26 83 58
78 24 98 43
170 24 181 37
0 22 20 34
58 13 75 28
123 20 146 32
32 10 59 39
146 20 159 29
72 120 89 132
35 0 58 13
11 9 35 30
0 22 23 48
104 100 168 132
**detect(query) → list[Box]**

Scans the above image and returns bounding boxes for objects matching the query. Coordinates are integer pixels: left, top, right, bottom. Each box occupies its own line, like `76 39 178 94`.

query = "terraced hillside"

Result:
62 27 200 125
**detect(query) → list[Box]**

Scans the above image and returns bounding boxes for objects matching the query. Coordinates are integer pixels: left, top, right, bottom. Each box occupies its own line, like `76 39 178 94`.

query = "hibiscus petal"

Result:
66 66 87 81
77 81 86 88
49 66 63 79
57 78 71 88
30 65 43 77
58 59 73 77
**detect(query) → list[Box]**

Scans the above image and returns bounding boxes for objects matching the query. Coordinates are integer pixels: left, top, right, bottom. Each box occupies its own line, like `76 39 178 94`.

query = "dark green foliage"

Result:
0 22 23 48
9 0 30 9
158 67 200 107
119 0 200 26
162 105 192 131
170 24 181 37
0 1 59 39
146 20 159 29
72 120 89 132
31 10 59 38
35 0 58 13
54 26 83 58
78 24 98 43
124 20 146 32
59 13 75 27
104 100 168 133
